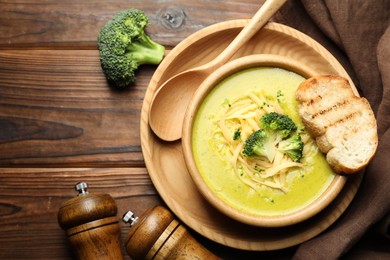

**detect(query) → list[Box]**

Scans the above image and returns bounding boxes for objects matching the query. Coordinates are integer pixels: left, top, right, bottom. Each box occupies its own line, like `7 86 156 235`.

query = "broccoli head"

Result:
242 129 276 162
278 134 304 162
98 8 165 88
260 112 297 140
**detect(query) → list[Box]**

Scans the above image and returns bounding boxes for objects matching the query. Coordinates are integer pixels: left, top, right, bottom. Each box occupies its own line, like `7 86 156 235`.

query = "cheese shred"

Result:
209 91 309 193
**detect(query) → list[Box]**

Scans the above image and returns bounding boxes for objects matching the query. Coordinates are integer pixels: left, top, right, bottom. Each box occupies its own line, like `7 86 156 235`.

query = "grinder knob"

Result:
123 205 220 260
57 182 123 260
75 182 88 195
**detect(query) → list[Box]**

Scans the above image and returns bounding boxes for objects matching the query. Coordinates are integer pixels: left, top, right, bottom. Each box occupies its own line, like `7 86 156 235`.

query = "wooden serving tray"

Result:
140 20 362 251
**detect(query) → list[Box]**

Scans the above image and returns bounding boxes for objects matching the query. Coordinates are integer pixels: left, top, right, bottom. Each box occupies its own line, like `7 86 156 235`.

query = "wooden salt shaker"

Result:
57 182 123 260
123 205 220 260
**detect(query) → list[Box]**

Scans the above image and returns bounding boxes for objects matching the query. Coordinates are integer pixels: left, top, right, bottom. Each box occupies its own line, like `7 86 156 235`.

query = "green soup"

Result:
192 67 336 216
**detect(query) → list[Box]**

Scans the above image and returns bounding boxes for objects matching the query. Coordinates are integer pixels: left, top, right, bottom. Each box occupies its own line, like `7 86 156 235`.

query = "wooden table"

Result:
2 1 388 259
1 0 293 259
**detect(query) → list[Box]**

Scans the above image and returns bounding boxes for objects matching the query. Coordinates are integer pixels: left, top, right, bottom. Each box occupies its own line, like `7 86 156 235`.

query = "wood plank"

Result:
0 167 299 259
0 0 261 48
0 167 161 259
0 49 151 166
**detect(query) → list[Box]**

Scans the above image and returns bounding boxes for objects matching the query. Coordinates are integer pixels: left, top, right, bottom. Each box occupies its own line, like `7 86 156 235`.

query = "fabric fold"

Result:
275 0 390 258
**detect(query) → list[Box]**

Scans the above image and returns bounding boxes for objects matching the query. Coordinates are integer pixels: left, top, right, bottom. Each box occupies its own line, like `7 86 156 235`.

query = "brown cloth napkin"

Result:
274 0 390 259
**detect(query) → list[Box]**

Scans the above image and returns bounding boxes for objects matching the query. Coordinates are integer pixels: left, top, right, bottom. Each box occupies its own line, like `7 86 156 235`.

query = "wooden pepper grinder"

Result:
122 205 220 260
57 182 123 260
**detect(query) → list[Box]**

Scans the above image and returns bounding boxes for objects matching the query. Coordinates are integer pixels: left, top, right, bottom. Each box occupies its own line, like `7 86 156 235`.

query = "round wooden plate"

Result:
140 20 362 251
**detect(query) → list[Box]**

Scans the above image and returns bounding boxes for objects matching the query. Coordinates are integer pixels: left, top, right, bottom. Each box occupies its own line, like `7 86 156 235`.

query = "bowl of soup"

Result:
182 54 347 227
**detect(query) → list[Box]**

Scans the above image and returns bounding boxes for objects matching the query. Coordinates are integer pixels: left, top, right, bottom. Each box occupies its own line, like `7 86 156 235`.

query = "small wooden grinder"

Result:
57 182 123 260
122 205 220 260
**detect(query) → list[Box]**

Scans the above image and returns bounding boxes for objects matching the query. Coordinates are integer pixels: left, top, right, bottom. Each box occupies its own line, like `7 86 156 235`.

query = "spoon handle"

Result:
209 0 287 66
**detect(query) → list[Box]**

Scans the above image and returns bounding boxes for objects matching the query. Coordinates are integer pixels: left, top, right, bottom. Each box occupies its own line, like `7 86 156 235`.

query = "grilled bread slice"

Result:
296 75 378 174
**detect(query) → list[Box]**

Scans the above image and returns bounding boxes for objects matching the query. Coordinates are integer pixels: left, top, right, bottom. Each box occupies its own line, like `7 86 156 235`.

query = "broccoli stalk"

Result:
125 33 165 65
98 8 165 88
278 134 304 162
242 129 276 162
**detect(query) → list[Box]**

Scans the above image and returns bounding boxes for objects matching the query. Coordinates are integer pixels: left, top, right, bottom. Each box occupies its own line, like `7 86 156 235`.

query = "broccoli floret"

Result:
242 113 303 163
242 129 276 162
233 129 241 140
278 134 304 162
260 112 297 140
98 8 165 88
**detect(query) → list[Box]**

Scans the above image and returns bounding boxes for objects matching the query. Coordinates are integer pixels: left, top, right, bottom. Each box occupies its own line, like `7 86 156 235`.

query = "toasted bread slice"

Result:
296 75 378 174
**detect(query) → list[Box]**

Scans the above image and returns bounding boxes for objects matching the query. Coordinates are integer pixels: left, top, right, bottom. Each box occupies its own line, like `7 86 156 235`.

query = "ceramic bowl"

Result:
182 54 347 227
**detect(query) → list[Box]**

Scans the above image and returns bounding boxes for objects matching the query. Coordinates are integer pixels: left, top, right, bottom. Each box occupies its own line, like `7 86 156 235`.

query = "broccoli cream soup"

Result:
192 67 336 216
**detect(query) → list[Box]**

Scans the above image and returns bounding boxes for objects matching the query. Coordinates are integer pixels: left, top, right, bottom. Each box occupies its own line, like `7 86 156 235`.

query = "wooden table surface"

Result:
2 1 388 259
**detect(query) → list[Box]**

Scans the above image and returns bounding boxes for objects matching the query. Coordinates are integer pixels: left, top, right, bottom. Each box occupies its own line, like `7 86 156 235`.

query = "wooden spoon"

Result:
149 0 287 141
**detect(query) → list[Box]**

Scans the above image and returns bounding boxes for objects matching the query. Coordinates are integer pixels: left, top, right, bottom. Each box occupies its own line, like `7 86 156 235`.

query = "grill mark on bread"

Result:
296 75 378 174
305 95 324 106
310 99 350 119
332 110 360 126
321 110 360 131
